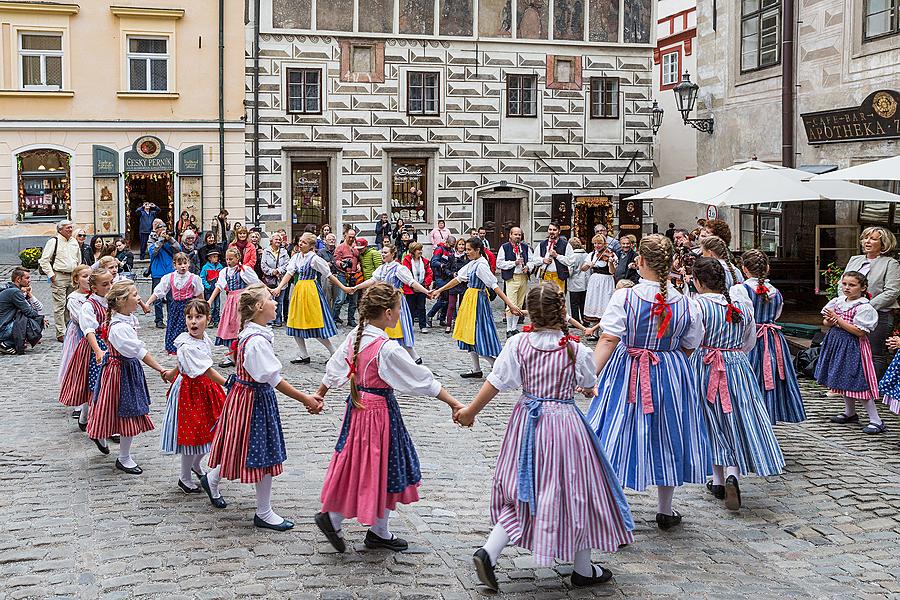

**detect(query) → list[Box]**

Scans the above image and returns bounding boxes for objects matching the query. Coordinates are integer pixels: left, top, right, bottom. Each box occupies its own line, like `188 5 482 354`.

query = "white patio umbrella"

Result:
811 155 900 182
630 160 900 205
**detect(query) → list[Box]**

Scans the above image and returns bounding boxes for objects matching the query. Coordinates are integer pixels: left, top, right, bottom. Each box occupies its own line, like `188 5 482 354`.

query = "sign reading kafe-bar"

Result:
801 90 900 145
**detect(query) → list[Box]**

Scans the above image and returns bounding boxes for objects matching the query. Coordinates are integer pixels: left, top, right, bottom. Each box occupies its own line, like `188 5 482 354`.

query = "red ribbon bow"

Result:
344 357 357 376
725 303 742 323
522 324 533 332
755 280 769 301
559 334 580 347
228 340 238 357
650 293 672 339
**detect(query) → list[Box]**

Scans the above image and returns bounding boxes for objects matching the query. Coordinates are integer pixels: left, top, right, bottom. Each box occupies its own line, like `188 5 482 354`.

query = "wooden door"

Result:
482 197 522 250
290 162 329 239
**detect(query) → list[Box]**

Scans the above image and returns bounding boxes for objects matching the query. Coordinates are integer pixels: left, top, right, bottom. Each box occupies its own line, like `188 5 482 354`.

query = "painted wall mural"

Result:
359 0 394 33
318 0 353 31
553 0 585 41
272 0 311 29
440 0 474 36
517 0 548 39
399 0 435 34
479 0 512 37
623 0 651 43
588 0 618 42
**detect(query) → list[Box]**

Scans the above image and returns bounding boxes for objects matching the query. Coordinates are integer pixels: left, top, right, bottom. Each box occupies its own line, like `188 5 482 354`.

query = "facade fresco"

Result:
517 0 549 39
479 0 512 37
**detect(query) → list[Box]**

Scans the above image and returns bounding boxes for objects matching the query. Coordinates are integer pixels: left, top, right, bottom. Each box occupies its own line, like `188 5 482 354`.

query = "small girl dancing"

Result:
58 264 91 387
160 298 227 493
204 284 324 530
147 252 204 355
87 281 166 472
815 271 885 434
880 335 900 418
207 247 260 367
455 283 634 592
691 257 785 511
314 282 463 553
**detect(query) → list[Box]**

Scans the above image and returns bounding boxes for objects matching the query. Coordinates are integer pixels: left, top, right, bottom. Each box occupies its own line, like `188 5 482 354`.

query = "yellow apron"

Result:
542 270 566 293
384 317 404 340
452 288 479 346
287 280 325 329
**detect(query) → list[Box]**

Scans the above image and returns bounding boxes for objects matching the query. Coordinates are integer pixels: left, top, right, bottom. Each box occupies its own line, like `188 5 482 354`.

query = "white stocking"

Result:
711 465 725 486
573 549 595 577
192 454 205 474
78 402 89 425
482 523 509 565
206 465 222 498
863 399 883 425
469 352 481 372
180 455 193 484
484 356 495 368
328 511 345 537
657 485 675 515
318 338 336 354
505 316 517 331
293 336 309 359
371 509 392 539
118 436 136 469
843 397 857 417
725 466 740 480
255 474 282 525
405 346 420 361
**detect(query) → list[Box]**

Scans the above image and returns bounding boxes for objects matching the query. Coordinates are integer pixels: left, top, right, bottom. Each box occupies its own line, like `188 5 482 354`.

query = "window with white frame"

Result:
590 77 619 119
286 68 322 114
506 74 538 117
740 0 781 72
661 51 679 86
127 37 169 92
19 33 63 90
407 71 439 116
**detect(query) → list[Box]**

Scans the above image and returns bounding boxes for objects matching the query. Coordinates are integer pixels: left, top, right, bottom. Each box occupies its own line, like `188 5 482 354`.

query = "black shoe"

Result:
347 321 357 327
178 479 201 494
706 480 725 500
656 509 682 530
218 358 234 368
91 438 110 455
862 422 886 434
571 564 613 588
254 514 294 531
108 435 120 444
363 530 408 552
192 466 205 479
724 475 741 511
78 421 87 432
334 317 344 324
472 548 499 592
414 358 423 365
155 322 165 329
314 511 346 553
115 459 143 475
71 409 81 419
829 413 859 424
461 371 483 379
290 357 311 364
200 474 227 509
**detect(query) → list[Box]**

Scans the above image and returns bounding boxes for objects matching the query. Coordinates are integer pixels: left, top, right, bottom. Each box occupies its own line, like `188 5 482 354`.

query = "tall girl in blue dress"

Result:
146 252 204 355
691 257 785 511
587 234 708 530
431 237 523 379
735 249 806 424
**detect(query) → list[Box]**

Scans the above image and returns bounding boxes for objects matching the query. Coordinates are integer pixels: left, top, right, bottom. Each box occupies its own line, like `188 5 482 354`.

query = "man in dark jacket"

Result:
134 202 159 259
0 268 44 354
614 234 640 284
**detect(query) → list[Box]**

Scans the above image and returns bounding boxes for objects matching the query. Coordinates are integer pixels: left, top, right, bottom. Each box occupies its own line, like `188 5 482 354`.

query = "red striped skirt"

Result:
58 338 92 407
207 384 284 483
86 359 154 439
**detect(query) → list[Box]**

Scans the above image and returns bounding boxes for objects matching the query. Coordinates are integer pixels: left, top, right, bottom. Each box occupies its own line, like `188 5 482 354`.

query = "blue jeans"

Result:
204 287 220 323
0 322 13 347
270 287 286 325
151 277 167 324
332 272 358 324
139 232 151 260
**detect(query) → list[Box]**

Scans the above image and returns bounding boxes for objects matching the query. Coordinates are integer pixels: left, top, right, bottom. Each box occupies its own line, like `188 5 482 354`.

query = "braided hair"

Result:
638 234 675 334
237 284 271 331
699 235 739 286
104 280 135 333
348 282 403 410
693 257 744 324
525 282 576 368
741 248 771 302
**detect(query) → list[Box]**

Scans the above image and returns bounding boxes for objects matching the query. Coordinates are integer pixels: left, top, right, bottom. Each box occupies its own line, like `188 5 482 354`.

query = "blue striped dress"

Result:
587 283 709 491
691 295 785 477
286 253 338 340
741 281 806 424
458 267 503 358
373 262 415 348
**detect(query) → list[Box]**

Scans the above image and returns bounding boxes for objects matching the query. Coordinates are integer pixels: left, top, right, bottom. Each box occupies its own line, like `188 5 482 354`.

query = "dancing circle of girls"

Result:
55 233 824 593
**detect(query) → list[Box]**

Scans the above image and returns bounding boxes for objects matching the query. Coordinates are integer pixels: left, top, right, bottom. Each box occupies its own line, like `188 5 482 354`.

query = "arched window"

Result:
17 148 71 221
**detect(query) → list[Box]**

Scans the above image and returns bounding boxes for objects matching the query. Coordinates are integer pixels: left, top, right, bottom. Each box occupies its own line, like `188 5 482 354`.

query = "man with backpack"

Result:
38 220 82 341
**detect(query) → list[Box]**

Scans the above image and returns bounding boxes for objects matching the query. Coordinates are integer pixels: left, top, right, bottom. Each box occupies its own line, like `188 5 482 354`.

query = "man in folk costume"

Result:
497 226 532 337
530 221 573 294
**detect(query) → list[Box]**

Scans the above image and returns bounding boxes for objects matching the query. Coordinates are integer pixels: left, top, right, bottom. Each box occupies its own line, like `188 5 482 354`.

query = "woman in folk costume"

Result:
582 234 617 321
207 247 260 367
351 242 431 364
314 283 463 553
272 232 350 365
87 281 165 473
58 265 91 388
203 285 324 531
587 234 709 530
431 237 524 378
455 283 633 593
146 252 204 355
690 257 785 512
160 298 227 494
735 249 806 424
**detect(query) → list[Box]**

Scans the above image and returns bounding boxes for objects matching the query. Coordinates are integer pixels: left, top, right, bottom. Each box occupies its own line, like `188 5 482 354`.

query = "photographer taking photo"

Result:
331 228 361 326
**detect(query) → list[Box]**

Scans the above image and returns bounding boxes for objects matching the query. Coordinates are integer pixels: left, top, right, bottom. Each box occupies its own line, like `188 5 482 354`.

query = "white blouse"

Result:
174 332 214 378
373 262 414 286
107 313 147 360
238 322 283 388
821 295 878 332
487 331 597 392
454 257 498 289
285 251 332 278
66 291 88 327
323 324 443 397
152 271 203 298
695 293 757 353
215 265 260 291
601 278 704 350
80 294 108 336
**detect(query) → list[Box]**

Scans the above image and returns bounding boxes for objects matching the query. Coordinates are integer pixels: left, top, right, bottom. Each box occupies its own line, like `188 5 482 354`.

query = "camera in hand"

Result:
339 258 353 271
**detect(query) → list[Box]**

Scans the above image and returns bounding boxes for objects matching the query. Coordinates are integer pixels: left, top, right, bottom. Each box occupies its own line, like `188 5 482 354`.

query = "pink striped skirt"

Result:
833 337 879 401
216 291 241 343
86 360 154 439
491 397 634 566
58 338 92 407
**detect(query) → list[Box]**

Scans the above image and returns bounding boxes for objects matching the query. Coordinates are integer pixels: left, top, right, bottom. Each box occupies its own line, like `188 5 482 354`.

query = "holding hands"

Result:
301 393 325 414
454 404 476 427
887 335 900 351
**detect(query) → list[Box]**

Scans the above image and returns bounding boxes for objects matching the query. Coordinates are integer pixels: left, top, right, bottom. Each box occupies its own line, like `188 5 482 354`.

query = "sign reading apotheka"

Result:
802 90 900 144
124 136 175 172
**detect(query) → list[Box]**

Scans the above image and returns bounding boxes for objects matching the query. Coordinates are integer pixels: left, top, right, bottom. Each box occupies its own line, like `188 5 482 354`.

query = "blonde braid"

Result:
639 235 675 331
526 282 576 369
349 282 403 410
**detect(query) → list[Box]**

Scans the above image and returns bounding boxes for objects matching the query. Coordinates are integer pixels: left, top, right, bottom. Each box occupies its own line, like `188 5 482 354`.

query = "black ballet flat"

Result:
71 409 81 419
91 438 110 455
414 358 423 365
314 511 346 553
706 480 725 500
191 466 205 479
78 422 87 432
571 564 613 588
363 530 408 552
829 413 859 424
290 357 311 365
724 475 742 511
254 514 294 531
460 371 483 379
178 480 201 494
655 509 683 531
108 435 120 444
200 474 227 509
472 548 499 593
115 459 143 475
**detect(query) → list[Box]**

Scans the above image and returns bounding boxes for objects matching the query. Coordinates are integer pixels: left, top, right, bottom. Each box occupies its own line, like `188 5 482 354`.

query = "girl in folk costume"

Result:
879 335 900 419
272 232 349 365
146 252 204 355
431 237 524 378
456 283 634 592
207 247 260 367
87 281 165 473
314 283 463 553
699 236 745 291
98 255 151 312
736 249 806 424
690 258 785 512
352 243 431 364
203 285 324 531
816 272 886 434
58 265 92 387
587 234 709 530
582 234 617 321
59 269 113 431
160 299 227 494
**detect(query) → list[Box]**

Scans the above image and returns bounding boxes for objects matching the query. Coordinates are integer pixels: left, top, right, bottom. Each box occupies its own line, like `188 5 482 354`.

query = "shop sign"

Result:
618 196 643 240
551 192 573 235
179 145 203 176
801 90 900 145
124 136 175 172
393 165 423 183
92 145 119 177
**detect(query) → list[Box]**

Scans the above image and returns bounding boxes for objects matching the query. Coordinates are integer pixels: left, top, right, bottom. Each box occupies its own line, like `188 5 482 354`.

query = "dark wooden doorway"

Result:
126 172 173 249
290 161 329 241
482 196 523 250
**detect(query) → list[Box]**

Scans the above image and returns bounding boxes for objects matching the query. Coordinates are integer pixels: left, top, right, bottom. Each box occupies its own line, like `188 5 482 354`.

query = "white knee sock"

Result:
405 346 420 361
180 455 194 484
573 548 595 577
863 399 883 425
318 338 336 354
118 436 136 469
482 523 509 565
469 352 481 372
78 403 89 425
505 316 517 331
844 397 857 417
192 454 205 474
328 511 345 536
371 509 392 539
657 485 675 515
484 355 495 368
293 336 309 359
725 466 740 480
711 465 725 486
206 465 222 498
255 474 282 525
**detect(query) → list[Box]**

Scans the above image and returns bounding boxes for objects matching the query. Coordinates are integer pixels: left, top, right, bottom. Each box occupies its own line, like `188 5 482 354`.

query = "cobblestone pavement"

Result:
1 278 899 599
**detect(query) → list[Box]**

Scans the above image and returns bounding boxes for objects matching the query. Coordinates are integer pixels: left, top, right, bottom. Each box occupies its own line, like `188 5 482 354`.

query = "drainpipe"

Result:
218 0 226 212
781 0 795 168
253 0 261 226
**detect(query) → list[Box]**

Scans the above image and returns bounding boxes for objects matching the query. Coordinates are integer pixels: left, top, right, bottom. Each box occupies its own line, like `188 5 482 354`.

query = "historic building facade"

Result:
248 0 659 249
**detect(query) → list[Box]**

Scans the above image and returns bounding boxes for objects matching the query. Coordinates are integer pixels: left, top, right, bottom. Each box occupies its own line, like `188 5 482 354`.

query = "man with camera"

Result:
148 222 181 328
332 228 361 327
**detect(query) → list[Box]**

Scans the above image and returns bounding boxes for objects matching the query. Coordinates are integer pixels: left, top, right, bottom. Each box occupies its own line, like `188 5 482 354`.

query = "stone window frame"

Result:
739 0 781 74
406 71 441 116
546 55 582 90
589 77 620 119
506 73 539 118
660 49 680 89
862 0 900 41
852 0 900 59
285 67 323 115
339 40 385 83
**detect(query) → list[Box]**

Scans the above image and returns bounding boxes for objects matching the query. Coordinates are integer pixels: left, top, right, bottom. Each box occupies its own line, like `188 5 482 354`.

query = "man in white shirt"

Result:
529 221 574 293
496 226 531 337
38 220 83 341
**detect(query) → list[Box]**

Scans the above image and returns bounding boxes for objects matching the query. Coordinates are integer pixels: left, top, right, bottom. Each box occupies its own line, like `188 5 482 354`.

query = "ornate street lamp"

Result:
650 100 664 135
672 71 714 134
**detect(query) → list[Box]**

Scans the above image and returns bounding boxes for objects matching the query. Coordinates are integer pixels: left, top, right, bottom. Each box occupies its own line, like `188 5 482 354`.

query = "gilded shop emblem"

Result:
872 92 897 119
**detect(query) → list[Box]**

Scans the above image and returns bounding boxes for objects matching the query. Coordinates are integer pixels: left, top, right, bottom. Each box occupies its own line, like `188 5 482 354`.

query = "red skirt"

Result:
58 338 92 407
177 375 225 447
86 358 154 439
